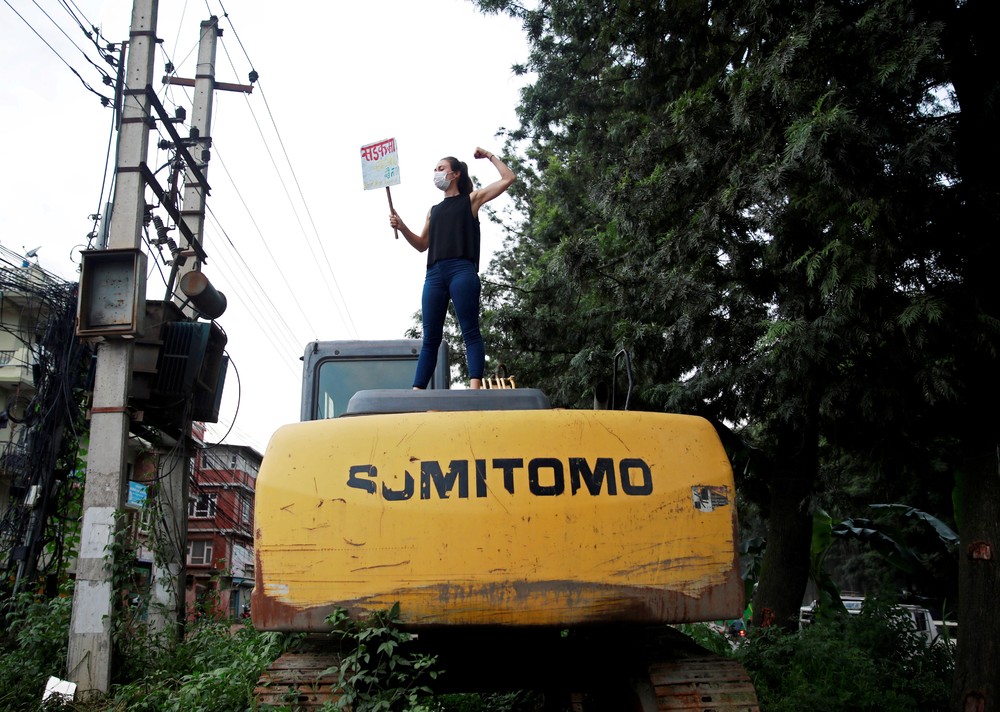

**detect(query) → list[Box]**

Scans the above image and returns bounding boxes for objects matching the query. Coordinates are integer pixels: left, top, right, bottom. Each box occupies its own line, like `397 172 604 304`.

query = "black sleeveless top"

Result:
427 193 480 269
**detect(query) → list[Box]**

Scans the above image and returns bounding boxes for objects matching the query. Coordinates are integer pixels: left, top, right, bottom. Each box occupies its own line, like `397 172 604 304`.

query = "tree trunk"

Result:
951 445 1000 712
941 2 1000 706
751 410 820 631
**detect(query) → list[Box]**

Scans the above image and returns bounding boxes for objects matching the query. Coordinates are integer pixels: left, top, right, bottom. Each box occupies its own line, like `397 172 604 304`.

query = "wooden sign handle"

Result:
386 186 399 239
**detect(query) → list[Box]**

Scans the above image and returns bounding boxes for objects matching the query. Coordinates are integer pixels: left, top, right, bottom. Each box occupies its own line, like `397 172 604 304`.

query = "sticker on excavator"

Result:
692 485 730 512
253 409 744 630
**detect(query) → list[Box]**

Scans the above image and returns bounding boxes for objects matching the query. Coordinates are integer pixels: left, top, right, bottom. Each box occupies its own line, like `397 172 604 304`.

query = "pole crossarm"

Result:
163 75 253 94
138 162 208 263
124 85 211 194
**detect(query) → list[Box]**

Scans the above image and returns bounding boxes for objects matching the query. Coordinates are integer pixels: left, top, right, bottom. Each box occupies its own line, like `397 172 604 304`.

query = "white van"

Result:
798 596 957 648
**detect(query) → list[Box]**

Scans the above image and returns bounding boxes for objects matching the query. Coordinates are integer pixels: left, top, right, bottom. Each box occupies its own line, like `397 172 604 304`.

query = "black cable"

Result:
206 5 357 336
29 0 116 81
202 202 306 363
87 49 123 251
0 260 92 590
3 0 114 106
200 350 239 448
58 0 118 61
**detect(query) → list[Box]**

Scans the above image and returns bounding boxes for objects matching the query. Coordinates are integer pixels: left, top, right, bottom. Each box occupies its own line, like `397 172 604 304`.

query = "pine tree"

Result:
475 1 999 706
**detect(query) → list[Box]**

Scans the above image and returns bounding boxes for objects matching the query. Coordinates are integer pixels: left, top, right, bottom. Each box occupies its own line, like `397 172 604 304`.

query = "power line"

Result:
146 36 311 354
56 0 118 56
206 147 323 343
29 0 116 80
209 6 358 338
202 211 304 365
3 0 113 106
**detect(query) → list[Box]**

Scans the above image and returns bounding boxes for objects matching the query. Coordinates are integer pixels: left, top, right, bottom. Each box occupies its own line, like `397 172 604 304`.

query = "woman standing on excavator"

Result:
390 147 515 389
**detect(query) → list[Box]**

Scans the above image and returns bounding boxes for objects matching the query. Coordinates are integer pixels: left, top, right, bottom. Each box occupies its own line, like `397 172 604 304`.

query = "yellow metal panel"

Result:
254 409 742 629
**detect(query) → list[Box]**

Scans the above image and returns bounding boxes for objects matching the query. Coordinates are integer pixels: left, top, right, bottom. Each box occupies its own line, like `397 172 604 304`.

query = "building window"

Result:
0 350 14 366
137 505 154 534
241 495 251 525
189 493 217 518
188 540 213 566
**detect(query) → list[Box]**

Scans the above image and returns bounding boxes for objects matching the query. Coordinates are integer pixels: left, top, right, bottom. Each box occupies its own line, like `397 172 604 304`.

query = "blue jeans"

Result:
413 258 484 388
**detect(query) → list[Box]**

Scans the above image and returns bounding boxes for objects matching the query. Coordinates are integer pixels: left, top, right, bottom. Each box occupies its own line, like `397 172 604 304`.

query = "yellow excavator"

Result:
252 340 759 710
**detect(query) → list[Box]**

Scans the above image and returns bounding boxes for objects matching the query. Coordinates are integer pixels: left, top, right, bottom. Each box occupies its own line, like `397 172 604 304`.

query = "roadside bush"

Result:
0 583 294 712
324 604 439 711
737 600 953 712
108 619 292 711
0 590 73 711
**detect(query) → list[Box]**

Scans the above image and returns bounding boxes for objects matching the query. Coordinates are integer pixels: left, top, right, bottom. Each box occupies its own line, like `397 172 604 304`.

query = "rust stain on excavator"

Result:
253 568 742 632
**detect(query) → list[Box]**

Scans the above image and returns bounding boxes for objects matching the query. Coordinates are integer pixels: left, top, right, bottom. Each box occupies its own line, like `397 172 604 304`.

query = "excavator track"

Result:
556 627 759 711
644 655 759 710
255 636 342 710
254 626 759 711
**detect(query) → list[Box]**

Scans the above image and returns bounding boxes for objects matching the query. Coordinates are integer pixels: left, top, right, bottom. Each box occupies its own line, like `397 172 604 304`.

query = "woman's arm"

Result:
470 147 516 213
390 210 431 252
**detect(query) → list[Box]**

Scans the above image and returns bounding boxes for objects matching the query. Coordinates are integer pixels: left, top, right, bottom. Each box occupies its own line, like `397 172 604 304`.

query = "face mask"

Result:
433 170 451 191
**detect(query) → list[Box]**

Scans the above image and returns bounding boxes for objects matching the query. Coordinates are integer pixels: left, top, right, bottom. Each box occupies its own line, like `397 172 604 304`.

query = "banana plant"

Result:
808 504 957 617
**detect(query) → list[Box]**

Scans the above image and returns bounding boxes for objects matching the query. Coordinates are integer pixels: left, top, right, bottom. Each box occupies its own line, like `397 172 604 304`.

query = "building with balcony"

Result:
185 437 261 619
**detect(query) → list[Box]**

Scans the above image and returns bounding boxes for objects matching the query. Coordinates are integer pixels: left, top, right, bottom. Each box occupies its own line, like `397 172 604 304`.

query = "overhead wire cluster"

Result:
0 247 93 595
4 0 119 107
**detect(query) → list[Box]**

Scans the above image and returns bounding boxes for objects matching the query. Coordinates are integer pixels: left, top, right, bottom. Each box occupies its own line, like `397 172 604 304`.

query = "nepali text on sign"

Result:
360 137 401 190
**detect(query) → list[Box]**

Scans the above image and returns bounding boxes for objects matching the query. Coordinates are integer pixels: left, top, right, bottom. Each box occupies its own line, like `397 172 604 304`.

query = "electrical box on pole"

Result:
76 248 147 338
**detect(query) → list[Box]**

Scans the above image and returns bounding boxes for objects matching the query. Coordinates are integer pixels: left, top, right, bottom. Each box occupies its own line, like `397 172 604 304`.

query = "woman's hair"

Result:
444 156 473 195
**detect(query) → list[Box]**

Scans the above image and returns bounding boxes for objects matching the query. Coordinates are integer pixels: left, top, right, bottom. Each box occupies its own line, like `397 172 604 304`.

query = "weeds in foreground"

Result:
0 588 954 712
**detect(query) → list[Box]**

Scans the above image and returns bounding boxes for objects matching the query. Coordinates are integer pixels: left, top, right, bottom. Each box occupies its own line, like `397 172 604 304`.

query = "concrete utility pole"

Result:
175 16 218 297
67 0 158 698
148 15 219 636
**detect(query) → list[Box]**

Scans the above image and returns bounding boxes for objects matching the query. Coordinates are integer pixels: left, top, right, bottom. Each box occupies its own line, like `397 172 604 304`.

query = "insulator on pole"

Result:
151 215 170 244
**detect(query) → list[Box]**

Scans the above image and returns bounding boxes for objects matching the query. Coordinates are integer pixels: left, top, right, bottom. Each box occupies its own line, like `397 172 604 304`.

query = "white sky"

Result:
1 0 530 453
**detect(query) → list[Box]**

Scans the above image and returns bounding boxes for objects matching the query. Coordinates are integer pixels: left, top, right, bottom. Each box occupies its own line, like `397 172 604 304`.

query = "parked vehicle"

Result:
799 595 957 648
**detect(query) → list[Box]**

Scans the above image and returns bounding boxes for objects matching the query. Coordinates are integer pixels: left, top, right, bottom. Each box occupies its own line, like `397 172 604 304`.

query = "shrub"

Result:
108 618 292 711
0 590 73 711
324 604 439 711
737 600 953 712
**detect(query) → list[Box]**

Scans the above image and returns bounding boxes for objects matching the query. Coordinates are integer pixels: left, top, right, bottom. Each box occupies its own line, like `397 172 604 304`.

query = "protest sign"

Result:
361 138 401 238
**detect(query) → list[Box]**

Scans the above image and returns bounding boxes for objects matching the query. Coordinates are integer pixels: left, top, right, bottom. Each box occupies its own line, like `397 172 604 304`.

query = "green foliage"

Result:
672 622 736 657
822 503 959 612
738 600 953 712
324 604 439 712
431 691 545 712
0 578 293 712
473 0 1000 643
108 619 291 712
0 589 73 711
